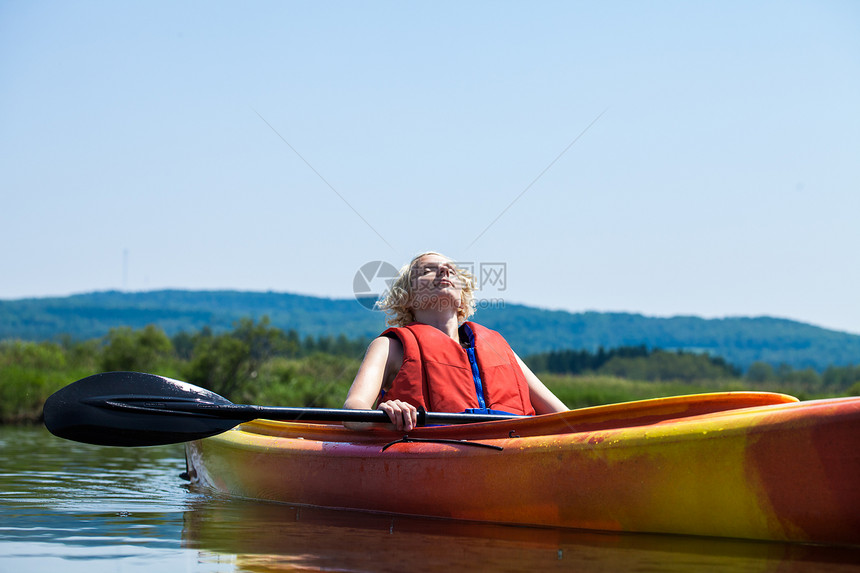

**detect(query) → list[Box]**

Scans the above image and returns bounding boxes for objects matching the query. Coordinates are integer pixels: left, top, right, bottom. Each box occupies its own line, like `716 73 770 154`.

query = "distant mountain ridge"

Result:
1 289 859 372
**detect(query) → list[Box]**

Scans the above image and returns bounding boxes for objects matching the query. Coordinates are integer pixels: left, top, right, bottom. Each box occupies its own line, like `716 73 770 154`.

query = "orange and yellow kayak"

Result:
185 392 860 546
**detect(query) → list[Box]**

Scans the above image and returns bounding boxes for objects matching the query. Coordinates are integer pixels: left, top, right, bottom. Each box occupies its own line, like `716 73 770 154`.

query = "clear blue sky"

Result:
2 1 859 334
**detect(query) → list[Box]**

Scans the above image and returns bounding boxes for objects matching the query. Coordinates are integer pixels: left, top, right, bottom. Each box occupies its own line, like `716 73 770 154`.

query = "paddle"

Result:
43 372 522 447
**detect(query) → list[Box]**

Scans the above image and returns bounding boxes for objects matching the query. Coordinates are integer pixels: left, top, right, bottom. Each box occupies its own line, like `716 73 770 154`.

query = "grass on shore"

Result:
2 358 843 425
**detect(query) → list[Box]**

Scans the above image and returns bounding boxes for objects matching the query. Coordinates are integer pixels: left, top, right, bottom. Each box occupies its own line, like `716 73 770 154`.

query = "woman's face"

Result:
410 254 463 312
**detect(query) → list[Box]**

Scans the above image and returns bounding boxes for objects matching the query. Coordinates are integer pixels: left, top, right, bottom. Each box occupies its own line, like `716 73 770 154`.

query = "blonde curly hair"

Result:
378 252 477 327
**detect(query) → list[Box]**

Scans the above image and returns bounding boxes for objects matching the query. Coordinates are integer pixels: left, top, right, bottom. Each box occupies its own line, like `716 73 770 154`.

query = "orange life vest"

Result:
380 322 535 416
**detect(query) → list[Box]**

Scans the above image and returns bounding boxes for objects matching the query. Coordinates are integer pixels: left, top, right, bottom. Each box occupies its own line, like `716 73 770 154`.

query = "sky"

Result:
2 1 859 334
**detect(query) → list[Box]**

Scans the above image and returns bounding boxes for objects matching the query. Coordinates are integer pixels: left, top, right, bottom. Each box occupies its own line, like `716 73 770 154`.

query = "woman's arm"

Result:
515 353 568 414
343 336 417 431
343 336 396 410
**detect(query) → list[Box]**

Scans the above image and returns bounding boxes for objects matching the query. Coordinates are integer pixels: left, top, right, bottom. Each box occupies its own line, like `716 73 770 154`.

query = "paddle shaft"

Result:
44 372 525 447
93 395 520 425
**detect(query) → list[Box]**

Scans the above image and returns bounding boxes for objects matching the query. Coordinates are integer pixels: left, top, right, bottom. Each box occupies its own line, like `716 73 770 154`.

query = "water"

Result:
2 425 859 573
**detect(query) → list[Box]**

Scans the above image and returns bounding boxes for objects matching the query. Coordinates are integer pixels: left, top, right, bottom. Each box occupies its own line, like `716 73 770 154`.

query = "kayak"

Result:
184 392 860 546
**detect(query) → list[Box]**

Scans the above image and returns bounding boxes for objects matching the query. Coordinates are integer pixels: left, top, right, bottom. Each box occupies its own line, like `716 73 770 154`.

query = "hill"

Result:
1 290 859 371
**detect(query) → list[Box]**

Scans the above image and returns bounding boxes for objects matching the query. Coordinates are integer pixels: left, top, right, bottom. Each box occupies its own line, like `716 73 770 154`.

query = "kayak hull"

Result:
185 392 860 545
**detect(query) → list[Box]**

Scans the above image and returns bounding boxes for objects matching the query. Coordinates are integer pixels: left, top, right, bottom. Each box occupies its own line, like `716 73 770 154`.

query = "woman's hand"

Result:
378 399 418 432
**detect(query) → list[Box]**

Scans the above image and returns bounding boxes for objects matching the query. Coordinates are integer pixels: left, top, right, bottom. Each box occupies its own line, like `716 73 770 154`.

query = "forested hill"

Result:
2 290 859 372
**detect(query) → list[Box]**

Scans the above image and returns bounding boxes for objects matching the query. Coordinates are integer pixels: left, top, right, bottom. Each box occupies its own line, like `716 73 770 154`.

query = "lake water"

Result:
2 425 859 573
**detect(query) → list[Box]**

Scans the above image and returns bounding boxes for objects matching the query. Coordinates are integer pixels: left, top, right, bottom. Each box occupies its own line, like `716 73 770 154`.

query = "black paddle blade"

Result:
43 372 245 447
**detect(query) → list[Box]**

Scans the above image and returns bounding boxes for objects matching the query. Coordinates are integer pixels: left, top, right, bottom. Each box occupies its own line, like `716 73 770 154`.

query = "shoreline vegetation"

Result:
2 318 859 425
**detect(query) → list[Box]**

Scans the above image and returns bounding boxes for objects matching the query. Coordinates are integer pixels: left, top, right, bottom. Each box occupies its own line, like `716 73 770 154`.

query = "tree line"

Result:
523 346 740 381
0 318 370 423
524 346 860 395
1 319 858 423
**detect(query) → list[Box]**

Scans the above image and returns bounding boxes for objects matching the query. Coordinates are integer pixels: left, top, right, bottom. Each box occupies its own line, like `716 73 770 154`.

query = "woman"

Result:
344 252 567 431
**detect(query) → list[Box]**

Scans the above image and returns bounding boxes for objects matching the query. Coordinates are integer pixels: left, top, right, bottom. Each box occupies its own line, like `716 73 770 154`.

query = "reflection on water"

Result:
182 499 860 573
2 425 859 572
